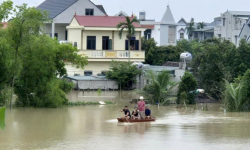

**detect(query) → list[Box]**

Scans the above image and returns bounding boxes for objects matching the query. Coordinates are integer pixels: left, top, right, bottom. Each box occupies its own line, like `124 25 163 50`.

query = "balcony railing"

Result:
78 50 145 59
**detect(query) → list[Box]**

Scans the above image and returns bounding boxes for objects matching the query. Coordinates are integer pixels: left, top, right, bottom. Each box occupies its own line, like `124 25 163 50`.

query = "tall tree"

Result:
116 16 140 62
197 22 206 29
185 22 195 40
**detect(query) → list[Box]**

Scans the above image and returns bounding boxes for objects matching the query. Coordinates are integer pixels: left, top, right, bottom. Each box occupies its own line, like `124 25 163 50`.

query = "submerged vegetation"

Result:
137 70 178 105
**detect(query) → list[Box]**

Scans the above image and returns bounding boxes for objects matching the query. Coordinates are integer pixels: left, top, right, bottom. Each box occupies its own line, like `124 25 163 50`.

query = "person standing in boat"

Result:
145 105 151 119
120 106 131 119
138 96 145 119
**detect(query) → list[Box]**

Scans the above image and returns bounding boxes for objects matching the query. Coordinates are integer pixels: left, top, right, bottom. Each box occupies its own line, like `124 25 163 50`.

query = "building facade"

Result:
66 15 146 76
140 5 188 46
214 11 250 46
36 0 106 41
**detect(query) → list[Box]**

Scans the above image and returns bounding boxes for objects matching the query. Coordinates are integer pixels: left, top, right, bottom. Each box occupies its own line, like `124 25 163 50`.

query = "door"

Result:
102 36 109 50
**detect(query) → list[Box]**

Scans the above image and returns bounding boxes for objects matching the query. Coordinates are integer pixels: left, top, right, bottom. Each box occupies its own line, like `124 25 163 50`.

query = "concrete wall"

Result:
160 25 169 46
151 25 161 46
176 25 188 40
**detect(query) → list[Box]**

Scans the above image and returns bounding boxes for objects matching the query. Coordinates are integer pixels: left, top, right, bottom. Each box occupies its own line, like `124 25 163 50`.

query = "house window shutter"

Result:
109 39 112 50
125 40 128 50
135 40 139 50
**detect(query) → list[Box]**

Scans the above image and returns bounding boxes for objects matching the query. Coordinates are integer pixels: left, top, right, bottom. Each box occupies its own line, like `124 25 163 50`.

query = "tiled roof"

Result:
75 15 141 28
141 25 154 29
37 0 78 19
96 5 106 15
228 11 250 16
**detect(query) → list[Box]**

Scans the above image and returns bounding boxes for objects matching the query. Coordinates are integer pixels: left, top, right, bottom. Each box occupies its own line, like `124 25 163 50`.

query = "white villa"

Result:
214 10 250 46
139 5 189 46
36 0 107 41
239 18 250 43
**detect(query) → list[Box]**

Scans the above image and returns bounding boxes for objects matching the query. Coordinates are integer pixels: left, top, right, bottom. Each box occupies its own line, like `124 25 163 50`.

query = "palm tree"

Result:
185 22 195 40
224 79 249 112
116 16 140 62
136 70 178 106
197 22 206 29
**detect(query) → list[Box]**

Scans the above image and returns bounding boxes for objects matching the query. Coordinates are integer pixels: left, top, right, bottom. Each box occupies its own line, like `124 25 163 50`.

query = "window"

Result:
125 39 139 50
223 18 225 26
74 42 77 47
218 34 221 38
235 36 238 45
65 30 68 40
87 36 96 50
102 36 110 50
101 71 107 76
86 9 94 15
84 71 93 76
180 33 184 39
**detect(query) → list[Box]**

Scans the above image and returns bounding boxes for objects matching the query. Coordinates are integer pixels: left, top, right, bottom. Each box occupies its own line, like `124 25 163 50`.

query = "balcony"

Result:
78 50 145 62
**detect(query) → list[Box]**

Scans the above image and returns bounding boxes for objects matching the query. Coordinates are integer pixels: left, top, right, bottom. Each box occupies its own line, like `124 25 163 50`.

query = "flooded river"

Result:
1 91 250 150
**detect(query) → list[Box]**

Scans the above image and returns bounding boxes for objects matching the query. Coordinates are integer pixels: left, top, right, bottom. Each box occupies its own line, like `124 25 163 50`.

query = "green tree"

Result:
177 71 197 104
116 16 140 62
106 61 142 90
185 22 195 39
191 38 236 99
197 22 206 29
0 0 13 22
138 70 178 105
1 3 87 107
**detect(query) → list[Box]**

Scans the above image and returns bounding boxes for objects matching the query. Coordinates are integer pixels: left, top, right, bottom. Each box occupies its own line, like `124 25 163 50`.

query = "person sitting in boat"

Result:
145 105 151 119
131 107 139 119
120 106 131 119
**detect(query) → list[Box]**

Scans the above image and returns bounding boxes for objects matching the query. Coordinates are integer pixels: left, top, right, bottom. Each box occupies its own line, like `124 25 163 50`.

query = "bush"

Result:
177 71 197 104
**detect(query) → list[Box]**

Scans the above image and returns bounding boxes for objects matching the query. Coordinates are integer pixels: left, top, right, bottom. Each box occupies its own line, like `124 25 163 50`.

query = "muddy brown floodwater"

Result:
1 91 250 150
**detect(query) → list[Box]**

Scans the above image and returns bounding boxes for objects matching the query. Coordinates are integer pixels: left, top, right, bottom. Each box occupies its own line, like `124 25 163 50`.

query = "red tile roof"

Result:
1 22 8 29
75 15 141 28
141 25 155 29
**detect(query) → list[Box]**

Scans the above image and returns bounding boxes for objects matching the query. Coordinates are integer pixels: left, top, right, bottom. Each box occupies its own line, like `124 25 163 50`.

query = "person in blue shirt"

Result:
145 105 151 119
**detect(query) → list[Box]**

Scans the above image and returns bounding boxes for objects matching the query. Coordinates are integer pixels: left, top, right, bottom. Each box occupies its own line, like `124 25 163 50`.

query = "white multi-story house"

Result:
139 5 188 46
36 0 107 41
214 10 250 46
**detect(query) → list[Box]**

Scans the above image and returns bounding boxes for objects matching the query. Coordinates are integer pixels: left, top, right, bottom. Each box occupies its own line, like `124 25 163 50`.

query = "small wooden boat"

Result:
117 117 156 123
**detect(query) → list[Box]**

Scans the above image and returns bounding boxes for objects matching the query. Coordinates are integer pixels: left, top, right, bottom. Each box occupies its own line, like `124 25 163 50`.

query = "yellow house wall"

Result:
81 30 141 50
68 29 82 49
82 30 112 50
66 61 111 76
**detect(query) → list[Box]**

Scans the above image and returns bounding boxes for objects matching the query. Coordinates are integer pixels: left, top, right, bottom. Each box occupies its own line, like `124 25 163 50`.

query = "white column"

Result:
52 22 55 39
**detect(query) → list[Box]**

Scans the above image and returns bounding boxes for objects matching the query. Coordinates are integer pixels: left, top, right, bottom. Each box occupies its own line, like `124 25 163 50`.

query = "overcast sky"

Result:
7 0 250 23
